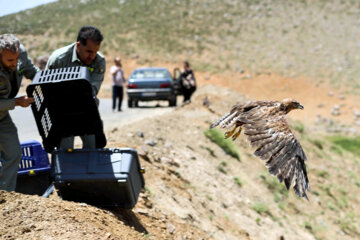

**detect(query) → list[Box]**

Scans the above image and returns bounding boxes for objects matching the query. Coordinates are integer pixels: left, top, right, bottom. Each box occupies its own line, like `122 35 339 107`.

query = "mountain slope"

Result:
1 0 360 89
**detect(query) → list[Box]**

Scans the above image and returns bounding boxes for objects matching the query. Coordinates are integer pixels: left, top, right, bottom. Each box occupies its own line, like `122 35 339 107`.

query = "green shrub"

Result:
233 177 243 187
292 120 305 134
315 170 330 179
311 139 323 150
204 128 241 161
259 173 288 200
252 203 271 216
329 136 360 156
304 221 313 231
327 201 337 211
217 166 227 174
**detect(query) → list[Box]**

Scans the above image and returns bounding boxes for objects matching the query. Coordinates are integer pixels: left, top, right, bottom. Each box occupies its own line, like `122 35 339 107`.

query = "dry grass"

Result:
1 0 360 92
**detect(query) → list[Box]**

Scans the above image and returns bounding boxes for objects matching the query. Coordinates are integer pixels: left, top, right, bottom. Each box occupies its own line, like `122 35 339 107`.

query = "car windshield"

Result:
131 69 170 79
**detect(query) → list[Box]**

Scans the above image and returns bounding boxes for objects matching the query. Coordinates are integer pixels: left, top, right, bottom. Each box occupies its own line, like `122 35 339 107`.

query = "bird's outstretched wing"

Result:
210 101 310 200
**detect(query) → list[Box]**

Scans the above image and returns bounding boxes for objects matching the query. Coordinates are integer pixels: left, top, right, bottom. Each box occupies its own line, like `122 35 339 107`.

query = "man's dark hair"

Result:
184 61 190 68
77 26 103 45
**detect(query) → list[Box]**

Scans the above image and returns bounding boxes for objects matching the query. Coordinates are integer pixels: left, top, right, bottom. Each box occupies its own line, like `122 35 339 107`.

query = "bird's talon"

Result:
225 126 237 139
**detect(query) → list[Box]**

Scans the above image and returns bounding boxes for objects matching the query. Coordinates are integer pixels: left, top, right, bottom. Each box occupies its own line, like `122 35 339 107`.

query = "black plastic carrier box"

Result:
26 67 106 152
51 148 145 209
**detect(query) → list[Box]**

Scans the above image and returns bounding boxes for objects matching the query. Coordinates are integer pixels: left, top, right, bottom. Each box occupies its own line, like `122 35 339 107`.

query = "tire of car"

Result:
169 96 177 107
128 99 138 108
128 99 133 108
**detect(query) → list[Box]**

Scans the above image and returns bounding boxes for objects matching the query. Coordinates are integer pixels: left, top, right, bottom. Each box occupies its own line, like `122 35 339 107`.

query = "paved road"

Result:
10 98 178 143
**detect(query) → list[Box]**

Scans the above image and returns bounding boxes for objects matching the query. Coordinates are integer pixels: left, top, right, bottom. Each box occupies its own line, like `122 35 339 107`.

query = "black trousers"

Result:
112 86 124 110
183 87 196 102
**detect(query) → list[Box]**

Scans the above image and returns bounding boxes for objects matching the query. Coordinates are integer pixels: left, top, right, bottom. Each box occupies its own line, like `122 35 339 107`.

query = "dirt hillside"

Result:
1 0 360 239
2 84 360 240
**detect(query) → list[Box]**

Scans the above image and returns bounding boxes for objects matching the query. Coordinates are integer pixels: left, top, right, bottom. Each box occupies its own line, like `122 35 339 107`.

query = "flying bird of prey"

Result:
210 98 310 200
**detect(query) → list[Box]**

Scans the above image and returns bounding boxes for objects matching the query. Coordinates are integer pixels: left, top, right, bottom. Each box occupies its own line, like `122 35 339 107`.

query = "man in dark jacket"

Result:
46 26 105 149
180 61 196 103
0 34 38 191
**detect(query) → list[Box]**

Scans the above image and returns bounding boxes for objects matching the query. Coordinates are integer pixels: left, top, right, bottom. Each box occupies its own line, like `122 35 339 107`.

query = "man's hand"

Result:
15 96 34 107
112 67 121 76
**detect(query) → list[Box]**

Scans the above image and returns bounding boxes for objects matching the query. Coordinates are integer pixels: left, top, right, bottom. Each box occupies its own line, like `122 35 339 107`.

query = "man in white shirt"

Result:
110 57 126 111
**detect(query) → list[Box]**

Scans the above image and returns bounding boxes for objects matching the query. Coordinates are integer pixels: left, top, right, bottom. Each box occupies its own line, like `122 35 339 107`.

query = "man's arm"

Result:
91 58 106 95
14 96 34 107
110 66 120 77
45 52 57 70
0 74 15 111
0 96 34 110
19 45 40 80
121 69 126 84
191 70 196 81
0 76 34 111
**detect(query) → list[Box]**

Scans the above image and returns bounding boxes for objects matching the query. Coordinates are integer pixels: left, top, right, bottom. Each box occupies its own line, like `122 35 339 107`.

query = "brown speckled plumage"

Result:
210 98 310 200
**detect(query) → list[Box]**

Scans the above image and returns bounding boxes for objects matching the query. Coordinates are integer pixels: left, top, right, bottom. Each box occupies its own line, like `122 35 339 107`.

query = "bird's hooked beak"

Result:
298 103 304 110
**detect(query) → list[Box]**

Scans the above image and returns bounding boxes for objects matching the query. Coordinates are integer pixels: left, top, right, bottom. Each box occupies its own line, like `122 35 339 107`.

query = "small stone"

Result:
164 142 173 148
137 131 144 138
143 197 153 209
331 105 340 116
331 111 340 116
328 91 334 97
126 133 134 137
145 140 157 147
167 224 176 234
160 156 170 163
157 137 165 142
138 146 152 162
136 208 149 216
140 146 149 154
161 157 180 167
353 109 360 119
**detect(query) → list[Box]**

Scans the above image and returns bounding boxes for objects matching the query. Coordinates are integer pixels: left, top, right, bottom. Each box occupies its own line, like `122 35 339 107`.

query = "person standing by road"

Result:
110 57 126 112
180 61 196 103
0 34 38 191
46 25 106 149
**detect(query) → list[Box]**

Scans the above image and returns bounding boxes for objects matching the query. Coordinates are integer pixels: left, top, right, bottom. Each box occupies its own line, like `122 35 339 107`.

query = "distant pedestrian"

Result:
35 55 49 70
180 61 196 103
110 57 126 111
